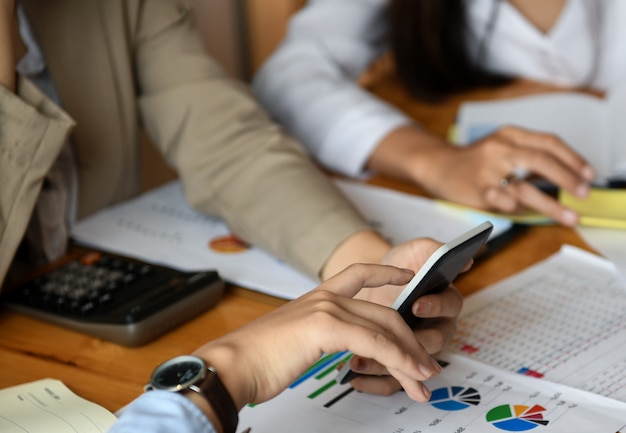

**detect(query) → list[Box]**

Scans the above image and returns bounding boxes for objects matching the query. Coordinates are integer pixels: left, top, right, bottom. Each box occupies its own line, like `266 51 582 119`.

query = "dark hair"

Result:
388 0 511 102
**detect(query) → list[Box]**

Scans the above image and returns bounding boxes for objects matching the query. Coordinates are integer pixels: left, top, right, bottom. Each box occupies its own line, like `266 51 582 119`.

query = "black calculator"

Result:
2 249 224 346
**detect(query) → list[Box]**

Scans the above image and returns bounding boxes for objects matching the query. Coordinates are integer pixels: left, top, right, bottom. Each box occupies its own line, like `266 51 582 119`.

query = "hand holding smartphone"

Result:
336 221 493 384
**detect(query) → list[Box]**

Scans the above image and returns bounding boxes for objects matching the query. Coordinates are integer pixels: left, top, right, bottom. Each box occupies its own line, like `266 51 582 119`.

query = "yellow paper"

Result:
435 200 553 225
560 188 626 229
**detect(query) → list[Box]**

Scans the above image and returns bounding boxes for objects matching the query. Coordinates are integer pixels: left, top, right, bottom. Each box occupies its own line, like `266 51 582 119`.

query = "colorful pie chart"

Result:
486 404 550 431
428 386 481 411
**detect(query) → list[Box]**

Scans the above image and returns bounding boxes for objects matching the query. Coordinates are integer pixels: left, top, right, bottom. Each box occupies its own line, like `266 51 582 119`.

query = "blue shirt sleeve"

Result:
108 391 218 433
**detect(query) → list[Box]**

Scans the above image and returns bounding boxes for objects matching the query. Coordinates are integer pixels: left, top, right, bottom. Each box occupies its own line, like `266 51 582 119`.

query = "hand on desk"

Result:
192 263 443 415
369 124 596 226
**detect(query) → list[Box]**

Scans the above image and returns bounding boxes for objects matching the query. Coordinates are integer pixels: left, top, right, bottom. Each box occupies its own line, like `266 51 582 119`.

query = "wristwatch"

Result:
145 355 238 433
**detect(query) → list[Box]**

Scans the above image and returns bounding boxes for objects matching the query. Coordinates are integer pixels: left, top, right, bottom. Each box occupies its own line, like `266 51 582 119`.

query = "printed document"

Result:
71 180 510 299
238 353 626 433
450 245 626 402
237 246 626 433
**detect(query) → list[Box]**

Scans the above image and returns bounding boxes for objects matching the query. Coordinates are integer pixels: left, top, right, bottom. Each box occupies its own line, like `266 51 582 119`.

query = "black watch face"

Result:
152 356 205 390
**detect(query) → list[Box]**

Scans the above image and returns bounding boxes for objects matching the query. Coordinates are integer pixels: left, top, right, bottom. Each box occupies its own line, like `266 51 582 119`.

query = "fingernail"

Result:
431 358 443 373
582 165 595 180
414 301 432 317
576 183 589 198
418 363 434 378
562 210 578 227
420 382 432 400
353 358 369 373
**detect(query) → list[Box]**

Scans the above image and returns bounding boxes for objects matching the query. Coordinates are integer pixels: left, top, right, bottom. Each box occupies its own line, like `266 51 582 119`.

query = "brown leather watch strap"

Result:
191 367 238 433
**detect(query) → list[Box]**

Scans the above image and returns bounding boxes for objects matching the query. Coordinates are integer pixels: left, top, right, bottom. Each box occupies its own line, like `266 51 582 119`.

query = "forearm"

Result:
183 391 225 433
136 3 377 279
366 125 452 190
252 0 408 178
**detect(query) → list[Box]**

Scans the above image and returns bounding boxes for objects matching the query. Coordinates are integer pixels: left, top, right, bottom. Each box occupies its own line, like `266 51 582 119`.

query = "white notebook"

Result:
0 379 117 433
456 86 626 185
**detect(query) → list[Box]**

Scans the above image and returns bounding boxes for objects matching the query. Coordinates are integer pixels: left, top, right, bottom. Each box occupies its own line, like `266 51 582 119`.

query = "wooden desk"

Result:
0 288 281 411
0 78 594 414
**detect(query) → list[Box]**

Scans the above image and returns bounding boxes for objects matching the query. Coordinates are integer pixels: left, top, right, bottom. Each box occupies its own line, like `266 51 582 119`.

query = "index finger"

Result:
498 126 594 180
319 263 415 299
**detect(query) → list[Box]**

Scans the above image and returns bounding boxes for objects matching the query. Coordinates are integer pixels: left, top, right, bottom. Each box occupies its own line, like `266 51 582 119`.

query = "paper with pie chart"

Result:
486 404 549 431
237 354 626 433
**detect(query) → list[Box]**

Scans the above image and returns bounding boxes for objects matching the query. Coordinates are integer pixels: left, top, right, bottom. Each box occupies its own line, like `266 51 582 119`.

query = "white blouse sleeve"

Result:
252 0 414 177
109 391 218 433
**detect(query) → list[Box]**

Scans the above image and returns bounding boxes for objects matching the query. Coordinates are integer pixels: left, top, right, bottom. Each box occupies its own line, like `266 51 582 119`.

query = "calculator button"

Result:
122 274 136 285
105 281 122 291
99 292 114 305
79 301 97 315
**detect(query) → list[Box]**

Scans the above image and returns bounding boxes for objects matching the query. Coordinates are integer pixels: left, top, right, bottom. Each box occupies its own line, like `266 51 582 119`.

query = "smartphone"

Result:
336 221 493 384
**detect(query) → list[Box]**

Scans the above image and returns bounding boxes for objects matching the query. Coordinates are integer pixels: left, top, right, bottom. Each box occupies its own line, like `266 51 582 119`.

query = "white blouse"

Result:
253 0 626 178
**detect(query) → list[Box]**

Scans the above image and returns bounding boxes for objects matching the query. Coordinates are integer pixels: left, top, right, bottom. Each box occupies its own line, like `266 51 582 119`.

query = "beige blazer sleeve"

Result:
135 2 370 279
0 78 75 285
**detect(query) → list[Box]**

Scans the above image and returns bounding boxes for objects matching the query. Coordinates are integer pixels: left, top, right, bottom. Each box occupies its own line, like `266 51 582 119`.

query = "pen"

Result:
607 178 626 189
590 175 626 189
